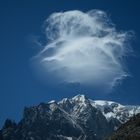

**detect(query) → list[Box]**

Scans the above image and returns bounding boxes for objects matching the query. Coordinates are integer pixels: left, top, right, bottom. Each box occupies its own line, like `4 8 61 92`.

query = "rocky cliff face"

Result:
1 95 140 140
106 113 140 140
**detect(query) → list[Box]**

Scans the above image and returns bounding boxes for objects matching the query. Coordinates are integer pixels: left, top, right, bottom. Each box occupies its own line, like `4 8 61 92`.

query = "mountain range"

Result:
1 94 140 140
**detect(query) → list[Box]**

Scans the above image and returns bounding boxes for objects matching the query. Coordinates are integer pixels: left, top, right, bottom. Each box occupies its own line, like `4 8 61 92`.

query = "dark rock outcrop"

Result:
106 113 140 140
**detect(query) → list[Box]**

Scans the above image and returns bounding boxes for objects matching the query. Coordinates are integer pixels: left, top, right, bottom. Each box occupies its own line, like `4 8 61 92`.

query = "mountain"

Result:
106 113 140 140
1 94 140 140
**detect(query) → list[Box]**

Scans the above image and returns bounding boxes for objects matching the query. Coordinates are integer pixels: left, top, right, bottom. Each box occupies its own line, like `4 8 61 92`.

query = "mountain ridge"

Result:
1 94 140 140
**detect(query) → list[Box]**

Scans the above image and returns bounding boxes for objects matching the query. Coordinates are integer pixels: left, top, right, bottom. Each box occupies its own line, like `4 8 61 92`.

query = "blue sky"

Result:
0 0 140 127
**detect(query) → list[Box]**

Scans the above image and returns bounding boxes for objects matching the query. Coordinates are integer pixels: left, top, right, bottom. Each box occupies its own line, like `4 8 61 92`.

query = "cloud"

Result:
35 10 132 90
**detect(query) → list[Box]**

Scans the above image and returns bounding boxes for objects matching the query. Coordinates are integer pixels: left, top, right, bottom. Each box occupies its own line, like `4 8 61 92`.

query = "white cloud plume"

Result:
36 10 132 90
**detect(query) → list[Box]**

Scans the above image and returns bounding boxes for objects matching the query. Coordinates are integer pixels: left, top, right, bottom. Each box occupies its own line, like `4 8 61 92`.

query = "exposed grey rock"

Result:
1 94 140 140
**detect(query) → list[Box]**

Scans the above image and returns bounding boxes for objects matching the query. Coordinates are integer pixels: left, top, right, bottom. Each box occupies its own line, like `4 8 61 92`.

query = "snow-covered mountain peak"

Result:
58 95 131 135
89 99 140 123
58 95 140 124
59 98 69 104
72 94 86 100
92 100 123 107
48 100 56 104
72 94 89 104
90 100 124 111
2 94 140 140
59 94 89 106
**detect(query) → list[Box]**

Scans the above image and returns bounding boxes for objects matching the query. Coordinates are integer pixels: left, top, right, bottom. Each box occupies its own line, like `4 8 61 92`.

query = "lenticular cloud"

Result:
37 10 132 89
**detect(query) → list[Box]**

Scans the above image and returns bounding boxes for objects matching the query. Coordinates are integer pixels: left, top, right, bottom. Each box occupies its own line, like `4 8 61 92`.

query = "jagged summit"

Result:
48 100 56 104
59 94 88 103
72 94 87 100
1 94 140 140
